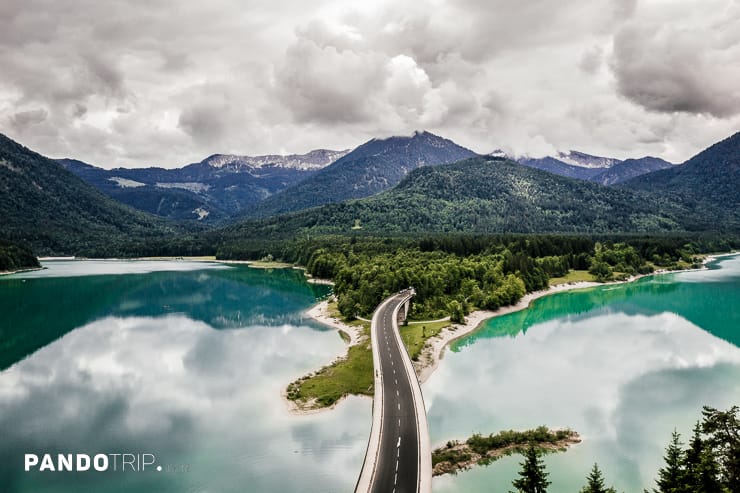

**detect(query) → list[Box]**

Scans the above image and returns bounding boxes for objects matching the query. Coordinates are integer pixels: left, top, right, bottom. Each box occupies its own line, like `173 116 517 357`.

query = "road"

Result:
355 291 431 493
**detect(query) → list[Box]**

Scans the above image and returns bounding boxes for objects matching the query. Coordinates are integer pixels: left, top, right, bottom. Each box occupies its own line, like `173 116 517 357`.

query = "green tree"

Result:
510 446 550 493
448 300 465 324
579 463 617 493
653 430 685 493
701 405 740 492
683 421 724 492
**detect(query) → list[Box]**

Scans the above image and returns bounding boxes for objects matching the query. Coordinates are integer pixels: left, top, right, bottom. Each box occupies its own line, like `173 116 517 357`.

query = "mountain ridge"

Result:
243 130 478 218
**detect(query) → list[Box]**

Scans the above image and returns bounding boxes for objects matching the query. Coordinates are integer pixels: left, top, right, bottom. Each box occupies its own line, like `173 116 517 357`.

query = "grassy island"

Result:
432 426 580 476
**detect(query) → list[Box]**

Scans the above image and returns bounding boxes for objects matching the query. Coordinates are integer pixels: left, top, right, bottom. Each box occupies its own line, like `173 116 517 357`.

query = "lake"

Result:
1 256 738 492
426 254 740 492
0 260 368 493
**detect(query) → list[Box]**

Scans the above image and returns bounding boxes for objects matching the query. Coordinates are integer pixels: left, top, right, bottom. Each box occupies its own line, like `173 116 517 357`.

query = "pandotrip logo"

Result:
23 453 190 473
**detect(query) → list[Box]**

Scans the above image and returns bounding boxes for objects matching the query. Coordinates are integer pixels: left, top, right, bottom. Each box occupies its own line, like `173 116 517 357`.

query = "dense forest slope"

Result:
621 131 740 230
218 157 692 242
0 134 178 255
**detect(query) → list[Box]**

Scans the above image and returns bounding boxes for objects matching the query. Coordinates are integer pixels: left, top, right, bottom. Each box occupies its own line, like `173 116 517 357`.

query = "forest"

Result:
217 233 738 320
0 240 40 272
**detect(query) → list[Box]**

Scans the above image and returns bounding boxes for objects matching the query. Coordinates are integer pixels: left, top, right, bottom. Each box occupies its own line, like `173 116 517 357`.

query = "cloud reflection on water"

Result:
0 314 369 493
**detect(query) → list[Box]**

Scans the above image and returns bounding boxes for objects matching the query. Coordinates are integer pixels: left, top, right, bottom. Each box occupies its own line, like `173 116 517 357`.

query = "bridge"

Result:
355 289 432 493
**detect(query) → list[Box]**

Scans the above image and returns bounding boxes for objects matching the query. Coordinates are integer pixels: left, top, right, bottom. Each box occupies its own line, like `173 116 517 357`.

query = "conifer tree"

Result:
653 430 685 493
579 463 617 493
510 446 550 493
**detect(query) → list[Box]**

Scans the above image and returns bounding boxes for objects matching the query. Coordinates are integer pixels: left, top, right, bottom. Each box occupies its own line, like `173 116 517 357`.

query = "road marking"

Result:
393 369 395 374
395 378 397 384
398 403 400 410
396 389 399 396
396 460 399 472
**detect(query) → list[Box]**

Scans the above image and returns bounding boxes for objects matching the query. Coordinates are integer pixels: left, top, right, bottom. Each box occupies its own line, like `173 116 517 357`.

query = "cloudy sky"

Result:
1 0 739 168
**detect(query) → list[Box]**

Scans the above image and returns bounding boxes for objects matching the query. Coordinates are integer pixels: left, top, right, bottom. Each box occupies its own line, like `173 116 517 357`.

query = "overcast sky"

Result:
1 0 739 168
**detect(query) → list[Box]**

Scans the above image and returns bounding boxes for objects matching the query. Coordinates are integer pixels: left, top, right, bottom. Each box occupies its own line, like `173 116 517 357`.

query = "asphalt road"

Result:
368 293 422 493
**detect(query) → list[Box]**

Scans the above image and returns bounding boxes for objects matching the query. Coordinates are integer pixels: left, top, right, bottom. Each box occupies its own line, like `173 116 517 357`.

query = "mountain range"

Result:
217 156 687 244
515 151 673 185
1 129 738 257
243 131 477 218
58 149 348 222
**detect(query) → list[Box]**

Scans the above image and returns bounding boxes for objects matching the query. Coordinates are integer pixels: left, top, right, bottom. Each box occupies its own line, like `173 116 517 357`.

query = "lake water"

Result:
426 254 740 493
0 260 368 493
1 256 738 492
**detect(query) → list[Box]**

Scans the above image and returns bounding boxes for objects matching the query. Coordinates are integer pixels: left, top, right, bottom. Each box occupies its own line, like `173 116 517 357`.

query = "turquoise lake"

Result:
1 255 738 492
426 254 740 493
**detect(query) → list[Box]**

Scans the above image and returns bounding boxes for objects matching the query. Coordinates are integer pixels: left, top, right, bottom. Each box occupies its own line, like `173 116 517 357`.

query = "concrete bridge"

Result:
355 289 432 493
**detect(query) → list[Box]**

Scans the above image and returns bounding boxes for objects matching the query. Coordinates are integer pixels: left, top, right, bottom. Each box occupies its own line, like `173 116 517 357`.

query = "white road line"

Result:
396 389 399 396
398 403 401 410
395 379 397 384
396 460 399 472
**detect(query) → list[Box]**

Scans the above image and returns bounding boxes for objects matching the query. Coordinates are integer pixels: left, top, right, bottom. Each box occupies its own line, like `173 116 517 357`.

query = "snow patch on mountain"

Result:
556 151 622 169
156 182 211 193
203 149 349 171
109 177 145 188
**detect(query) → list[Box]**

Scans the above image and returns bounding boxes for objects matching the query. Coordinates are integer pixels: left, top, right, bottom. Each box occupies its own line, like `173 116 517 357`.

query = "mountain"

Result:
621 131 740 230
58 149 348 221
590 156 672 186
244 131 477 218
555 150 621 169
217 156 694 246
517 156 604 180
517 151 672 185
0 133 178 255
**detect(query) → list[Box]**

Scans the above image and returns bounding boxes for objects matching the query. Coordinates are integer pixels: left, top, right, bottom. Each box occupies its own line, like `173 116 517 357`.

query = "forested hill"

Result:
216 156 694 242
0 133 179 256
621 131 740 230
245 130 477 218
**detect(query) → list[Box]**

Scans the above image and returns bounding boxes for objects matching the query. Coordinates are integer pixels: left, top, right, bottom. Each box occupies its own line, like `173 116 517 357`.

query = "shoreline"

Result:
302 253 731 406
0 266 44 277
283 299 369 416
415 254 731 384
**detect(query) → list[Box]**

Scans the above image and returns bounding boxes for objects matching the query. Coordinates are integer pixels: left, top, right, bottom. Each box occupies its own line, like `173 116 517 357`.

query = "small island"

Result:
432 426 581 476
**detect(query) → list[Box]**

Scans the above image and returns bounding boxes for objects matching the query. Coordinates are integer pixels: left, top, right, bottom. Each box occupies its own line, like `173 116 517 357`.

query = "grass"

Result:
400 320 452 361
548 269 596 286
287 337 374 407
286 317 373 408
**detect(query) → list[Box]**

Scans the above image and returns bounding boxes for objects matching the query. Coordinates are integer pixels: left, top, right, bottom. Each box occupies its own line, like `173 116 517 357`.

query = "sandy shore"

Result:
304 299 364 345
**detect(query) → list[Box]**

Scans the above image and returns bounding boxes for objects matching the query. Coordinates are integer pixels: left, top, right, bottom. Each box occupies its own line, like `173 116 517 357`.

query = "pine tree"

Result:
701 405 739 493
653 430 685 493
510 446 550 493
579 463 617 493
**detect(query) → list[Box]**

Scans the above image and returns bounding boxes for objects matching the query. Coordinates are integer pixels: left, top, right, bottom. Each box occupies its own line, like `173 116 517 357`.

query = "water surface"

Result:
426 255 740 493
0 260 368 493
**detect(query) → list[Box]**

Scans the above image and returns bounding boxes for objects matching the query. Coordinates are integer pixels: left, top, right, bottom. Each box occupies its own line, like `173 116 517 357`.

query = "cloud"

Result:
0 0 738 168
7 108 47 131
611 1 740 118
